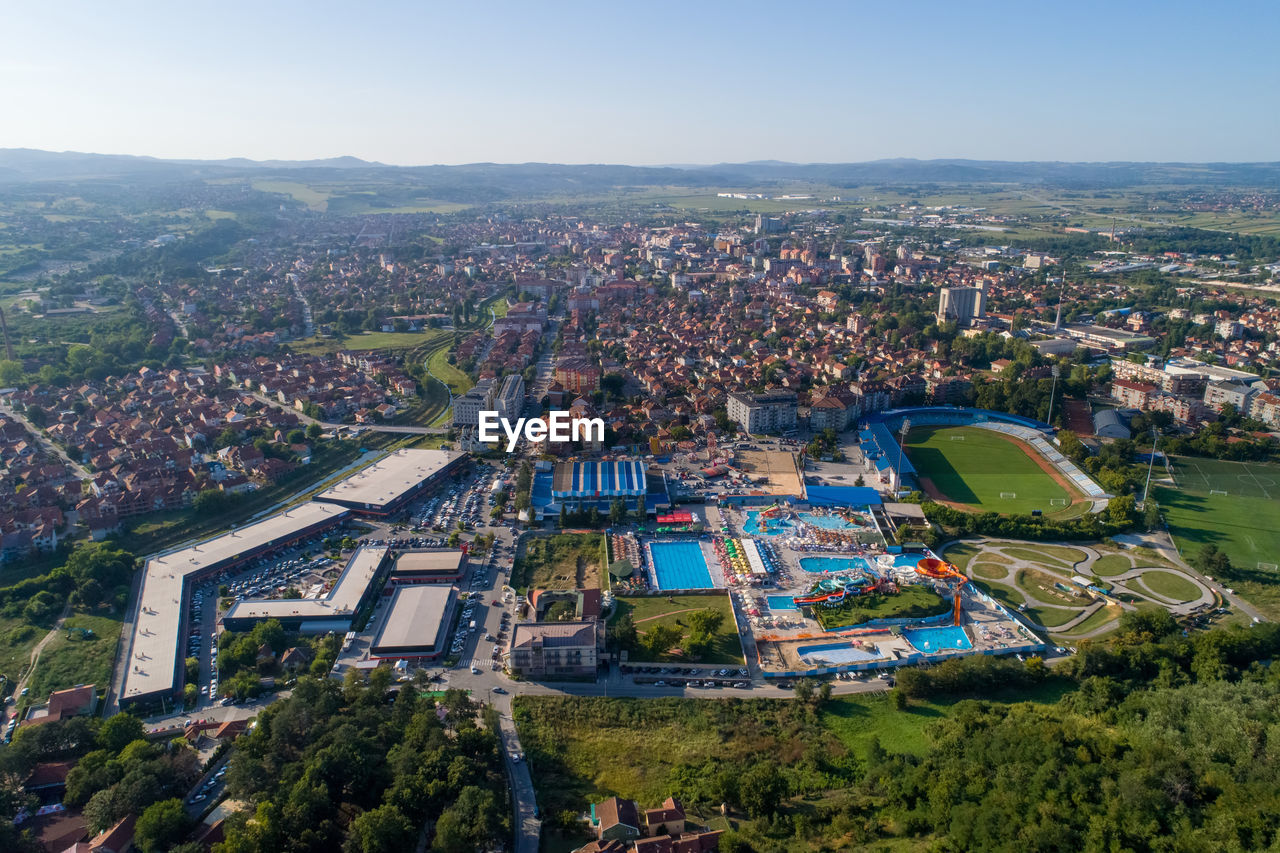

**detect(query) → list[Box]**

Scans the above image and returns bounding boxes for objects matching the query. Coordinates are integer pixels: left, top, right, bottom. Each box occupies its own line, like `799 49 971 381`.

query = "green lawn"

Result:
1024 605 1080 628
810 584 949 630
0 616 43 699
972 562 1010 580
1134 570 1201 603
1058 603 1124 637
513 533 607 592
1092 554 1134 577
905 426 1074 516
1000 545 1087 567
940 541 982 571
1014 568 1085 607
970 578 1027 609
425 341 474 396
250 179 330 211
1155 456 1280 572
24 612 122 704
290 329 443 356
611 594 743 665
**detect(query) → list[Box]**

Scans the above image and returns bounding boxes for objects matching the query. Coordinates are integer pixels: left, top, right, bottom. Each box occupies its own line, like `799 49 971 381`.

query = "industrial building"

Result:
369 584 458 660
315 448 466 515
121 501 351 707
120 448 467 709
936 285 986 325
387 549 467 584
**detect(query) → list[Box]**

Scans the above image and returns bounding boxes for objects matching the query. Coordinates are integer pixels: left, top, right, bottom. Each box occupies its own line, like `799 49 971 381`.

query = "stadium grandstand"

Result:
860 407 1107 500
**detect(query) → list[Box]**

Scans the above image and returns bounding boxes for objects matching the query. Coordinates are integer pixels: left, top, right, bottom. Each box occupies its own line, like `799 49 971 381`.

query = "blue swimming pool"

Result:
742 511 795 537
650 541 714 589
766 594 797 611
797 641 884 664
902 625 972 653
797 513 856 530
798 556 873 574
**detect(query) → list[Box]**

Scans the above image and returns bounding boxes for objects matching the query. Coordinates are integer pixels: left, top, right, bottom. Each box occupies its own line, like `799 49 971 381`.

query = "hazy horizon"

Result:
4 0 1278 166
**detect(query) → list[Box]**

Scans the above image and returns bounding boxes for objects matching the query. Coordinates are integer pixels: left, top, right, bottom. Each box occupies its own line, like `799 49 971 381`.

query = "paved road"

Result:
0 400 91 479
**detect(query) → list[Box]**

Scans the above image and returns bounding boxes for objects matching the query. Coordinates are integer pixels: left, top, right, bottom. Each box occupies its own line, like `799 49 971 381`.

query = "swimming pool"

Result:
742 511 795 537
765 594 797 611
798 556 873 574
797 513 856 530
796 640 884 664
902 625 972 653
650 541 714 589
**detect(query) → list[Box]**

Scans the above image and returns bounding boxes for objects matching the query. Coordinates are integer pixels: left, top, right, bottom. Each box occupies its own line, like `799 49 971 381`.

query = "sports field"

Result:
1154 456 1280 573
904 426 1075 516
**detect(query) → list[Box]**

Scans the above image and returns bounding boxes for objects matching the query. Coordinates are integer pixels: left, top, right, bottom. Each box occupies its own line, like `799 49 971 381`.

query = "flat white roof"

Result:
393 549 466 575
372 584 456 653
315 448 461 509
224 545 389 623
122 501 350 702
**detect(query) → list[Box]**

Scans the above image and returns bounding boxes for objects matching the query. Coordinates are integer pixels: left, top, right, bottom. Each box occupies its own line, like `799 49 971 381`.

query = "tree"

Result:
98 713 145 753
306 422 323 440
793 679 814 703
609 498 626 526
287 429 306 445
686 608 725 638
135 798 191 853
344 803 415 853
643 624 683 659
1143 500 1161 531
432 785 502 852
737 761 787 818
606 614 638 651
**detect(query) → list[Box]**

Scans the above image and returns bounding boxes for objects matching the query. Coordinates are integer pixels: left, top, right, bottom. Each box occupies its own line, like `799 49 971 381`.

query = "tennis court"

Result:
1154 456 1280 572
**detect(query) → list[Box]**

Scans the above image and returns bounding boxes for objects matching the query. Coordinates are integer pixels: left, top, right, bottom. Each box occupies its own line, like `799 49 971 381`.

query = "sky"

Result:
3 0 1278 166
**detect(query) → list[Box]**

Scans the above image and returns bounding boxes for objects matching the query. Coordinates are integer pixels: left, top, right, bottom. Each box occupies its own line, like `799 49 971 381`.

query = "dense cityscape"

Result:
4 3 1280 852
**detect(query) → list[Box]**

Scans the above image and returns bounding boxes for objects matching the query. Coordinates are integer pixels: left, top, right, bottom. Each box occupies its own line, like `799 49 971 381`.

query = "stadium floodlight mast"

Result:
1046 364 1061 428
1142 426 1159 508
897 418 912 497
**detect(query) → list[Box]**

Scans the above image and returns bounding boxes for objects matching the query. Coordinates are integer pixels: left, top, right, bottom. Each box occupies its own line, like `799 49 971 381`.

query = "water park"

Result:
737 546 1046 675
741 503 882 547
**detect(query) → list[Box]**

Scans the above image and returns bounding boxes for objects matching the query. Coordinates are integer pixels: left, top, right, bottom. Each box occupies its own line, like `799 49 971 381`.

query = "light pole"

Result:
896 418 911 497
1142 426 1159 508
1046 364 1061 428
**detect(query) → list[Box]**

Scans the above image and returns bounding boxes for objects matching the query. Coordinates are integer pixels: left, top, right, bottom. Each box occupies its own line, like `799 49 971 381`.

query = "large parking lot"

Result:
410 465 510 532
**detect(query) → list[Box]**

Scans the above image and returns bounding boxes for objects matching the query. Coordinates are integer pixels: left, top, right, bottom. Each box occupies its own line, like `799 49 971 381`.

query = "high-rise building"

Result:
452 378 495 427
937 285 986 325
727 390 798 434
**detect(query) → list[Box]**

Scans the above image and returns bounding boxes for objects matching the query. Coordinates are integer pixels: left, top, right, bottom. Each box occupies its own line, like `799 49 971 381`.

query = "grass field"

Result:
1092 554 1134 577
0 616 43 698
1058 603 1124 636
904 426 1074 516
250 179 330 211
972 562 1009 579
24 612 122 703
1155 456 1280 574
1134 570 1201 603
513 533 607 592
1001 545 1087 567
811 584 948 630
611 594 743 665
425 341 474 396
1024 605 1079 628
290 329 442 356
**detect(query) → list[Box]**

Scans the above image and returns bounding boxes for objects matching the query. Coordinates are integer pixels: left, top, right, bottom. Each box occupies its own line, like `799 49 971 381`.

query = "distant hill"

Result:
0 148 1277 193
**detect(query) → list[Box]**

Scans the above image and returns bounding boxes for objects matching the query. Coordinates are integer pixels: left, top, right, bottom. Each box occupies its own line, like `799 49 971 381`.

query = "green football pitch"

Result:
903 425 1076 516
1154 456 1280 572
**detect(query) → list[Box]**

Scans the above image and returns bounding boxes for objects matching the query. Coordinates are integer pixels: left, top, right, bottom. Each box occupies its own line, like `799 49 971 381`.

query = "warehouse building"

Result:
315 448 466 515
369 584 458 660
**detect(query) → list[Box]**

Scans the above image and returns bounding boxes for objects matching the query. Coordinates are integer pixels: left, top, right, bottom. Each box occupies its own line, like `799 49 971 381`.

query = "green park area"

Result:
905 426 1075 517
809 585 948 631
609 594 742 665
